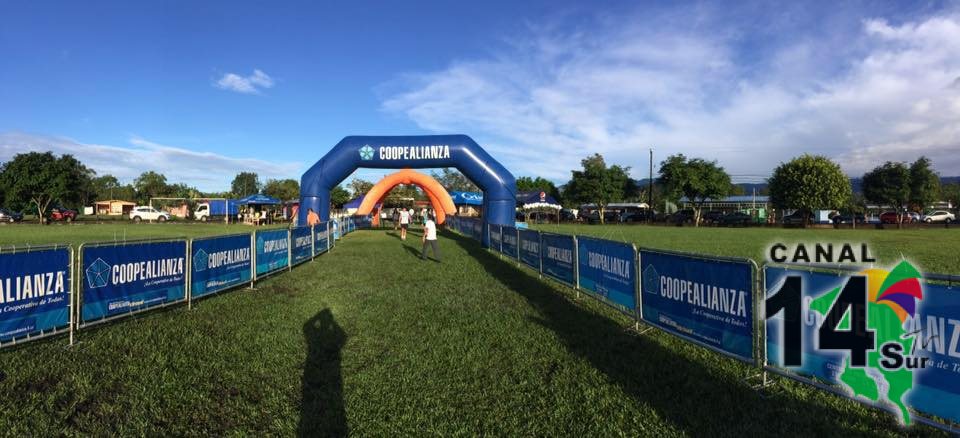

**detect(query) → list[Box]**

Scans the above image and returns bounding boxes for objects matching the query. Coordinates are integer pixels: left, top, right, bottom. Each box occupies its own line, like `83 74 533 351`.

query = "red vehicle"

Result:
879 211 904 224
49 206 78 222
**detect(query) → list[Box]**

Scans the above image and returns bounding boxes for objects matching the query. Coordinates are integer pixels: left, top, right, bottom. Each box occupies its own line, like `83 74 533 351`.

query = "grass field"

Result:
0 228 949 436
0 222 288 247
530 223 960 275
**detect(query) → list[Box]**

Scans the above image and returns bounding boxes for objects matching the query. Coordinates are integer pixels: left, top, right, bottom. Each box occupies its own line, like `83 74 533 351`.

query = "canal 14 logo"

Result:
764 243 928 425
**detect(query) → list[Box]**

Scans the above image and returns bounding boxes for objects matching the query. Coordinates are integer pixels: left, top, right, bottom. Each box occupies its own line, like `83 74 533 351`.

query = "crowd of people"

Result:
390 207 440 261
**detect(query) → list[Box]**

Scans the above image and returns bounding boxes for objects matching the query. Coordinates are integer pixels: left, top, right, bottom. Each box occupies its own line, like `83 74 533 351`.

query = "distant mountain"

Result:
631 176 960 195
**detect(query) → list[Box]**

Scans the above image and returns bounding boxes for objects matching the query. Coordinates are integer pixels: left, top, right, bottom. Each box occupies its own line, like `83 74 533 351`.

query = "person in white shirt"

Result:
421 212 440 262
399 208 410 240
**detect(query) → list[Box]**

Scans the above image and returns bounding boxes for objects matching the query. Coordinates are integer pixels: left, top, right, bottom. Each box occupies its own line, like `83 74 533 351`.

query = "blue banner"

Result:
501 226 518 259
291 226 313 266
82 241 186 322
577 236 636 314
332 219 341 240
472 220 482 241
640 250 754 361
255 229 289 276
489 224 502 252
191 234 252 299
540 233 575 286
519 229 540 270
313 222 330 256
765 266 960 426
0 249 71 342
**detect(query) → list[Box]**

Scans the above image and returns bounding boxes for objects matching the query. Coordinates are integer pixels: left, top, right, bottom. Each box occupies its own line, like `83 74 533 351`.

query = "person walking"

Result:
399 207 410 240
306 208 320 226
421 213 440 262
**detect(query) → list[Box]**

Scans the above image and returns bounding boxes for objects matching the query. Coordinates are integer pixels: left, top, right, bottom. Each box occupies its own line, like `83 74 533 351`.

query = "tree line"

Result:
1 149 957 224
0 152 301 220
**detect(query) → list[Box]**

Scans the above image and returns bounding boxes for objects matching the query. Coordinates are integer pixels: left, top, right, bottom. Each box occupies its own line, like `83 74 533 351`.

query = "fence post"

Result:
69 246 76 346
327 221 331 252
573 236 580 299
249 232 256 288
186 239 193 310
537 231 543 280
287 228 293 271
633 244 641 326
311 225 316 261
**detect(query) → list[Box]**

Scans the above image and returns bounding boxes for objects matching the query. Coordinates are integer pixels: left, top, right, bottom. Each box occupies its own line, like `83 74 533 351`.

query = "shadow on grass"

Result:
298 309 347 437
444 231 907 436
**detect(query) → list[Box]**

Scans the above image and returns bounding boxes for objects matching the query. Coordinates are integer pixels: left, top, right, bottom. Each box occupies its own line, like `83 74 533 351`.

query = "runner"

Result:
421 212 440 262
399 207 410 240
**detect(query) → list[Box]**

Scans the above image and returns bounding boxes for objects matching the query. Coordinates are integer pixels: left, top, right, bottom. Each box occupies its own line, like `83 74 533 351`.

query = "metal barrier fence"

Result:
0 218 367 349
2 216 957 432
449 222 960 433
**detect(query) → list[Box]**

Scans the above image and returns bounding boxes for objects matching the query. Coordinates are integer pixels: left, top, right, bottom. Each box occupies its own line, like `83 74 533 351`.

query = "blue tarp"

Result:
237 194 281 205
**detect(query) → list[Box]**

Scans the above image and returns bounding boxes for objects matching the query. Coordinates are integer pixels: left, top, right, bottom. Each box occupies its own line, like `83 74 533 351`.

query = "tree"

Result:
0 152 90 222
516 176 561 200
658 154 732 227
263 179 300 201
767 155 851 226
91 175 122 200
330 185 350 208
168 183 200 199
863 161 910 228
133 171 170 204
231 172 261 198
908 157 939 212
564 154 632 224
942 182 960 208
432 168 478 192
348 178 374 198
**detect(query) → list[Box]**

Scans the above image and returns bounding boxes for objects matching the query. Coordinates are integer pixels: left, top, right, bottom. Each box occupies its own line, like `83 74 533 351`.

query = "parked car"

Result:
559 209 577 222
782 211 814 225
701 210 726 225
620 210 656 223
879 211 904 224
0 208 23 223
129 206 171 222
48 206 78 222
923 210 956 223
832 212 867 224
718 211 753 226
905 212 921 223
584 210 619 224
669 209 697 224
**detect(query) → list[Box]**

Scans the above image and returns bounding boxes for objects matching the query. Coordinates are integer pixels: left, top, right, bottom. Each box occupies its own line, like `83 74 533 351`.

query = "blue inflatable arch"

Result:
299 135 516 247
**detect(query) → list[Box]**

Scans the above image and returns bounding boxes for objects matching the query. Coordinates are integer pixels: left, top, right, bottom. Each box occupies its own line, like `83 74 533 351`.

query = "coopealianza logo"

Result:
359 145 374 160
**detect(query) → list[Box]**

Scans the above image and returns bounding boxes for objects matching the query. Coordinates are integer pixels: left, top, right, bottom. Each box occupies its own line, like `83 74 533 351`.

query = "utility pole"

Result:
648 148 654 222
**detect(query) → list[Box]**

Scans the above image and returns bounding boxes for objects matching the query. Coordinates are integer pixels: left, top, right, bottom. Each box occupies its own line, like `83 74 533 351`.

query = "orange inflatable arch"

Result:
355 169 457 225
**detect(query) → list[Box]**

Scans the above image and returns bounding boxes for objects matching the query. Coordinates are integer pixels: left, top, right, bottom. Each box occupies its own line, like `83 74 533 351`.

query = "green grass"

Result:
530 223 960 275
0 222 288 248
0 229 949 435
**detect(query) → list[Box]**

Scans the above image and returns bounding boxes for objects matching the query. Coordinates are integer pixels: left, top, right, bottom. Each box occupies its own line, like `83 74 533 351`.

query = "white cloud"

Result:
214 69 275 95
0 132 302 192
382 11 960 181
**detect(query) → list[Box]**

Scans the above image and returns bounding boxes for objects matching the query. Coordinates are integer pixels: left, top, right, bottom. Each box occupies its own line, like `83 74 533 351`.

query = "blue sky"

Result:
1 0 958 191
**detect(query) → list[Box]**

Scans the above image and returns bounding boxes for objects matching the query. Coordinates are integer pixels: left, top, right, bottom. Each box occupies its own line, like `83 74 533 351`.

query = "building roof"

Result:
94 200 136 205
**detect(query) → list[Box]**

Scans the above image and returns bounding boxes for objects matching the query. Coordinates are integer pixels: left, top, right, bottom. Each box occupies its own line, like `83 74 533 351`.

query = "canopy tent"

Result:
449 191 483 206
344 196 364 209
237 194 281 205
344 195 382 211
520 191 561 210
